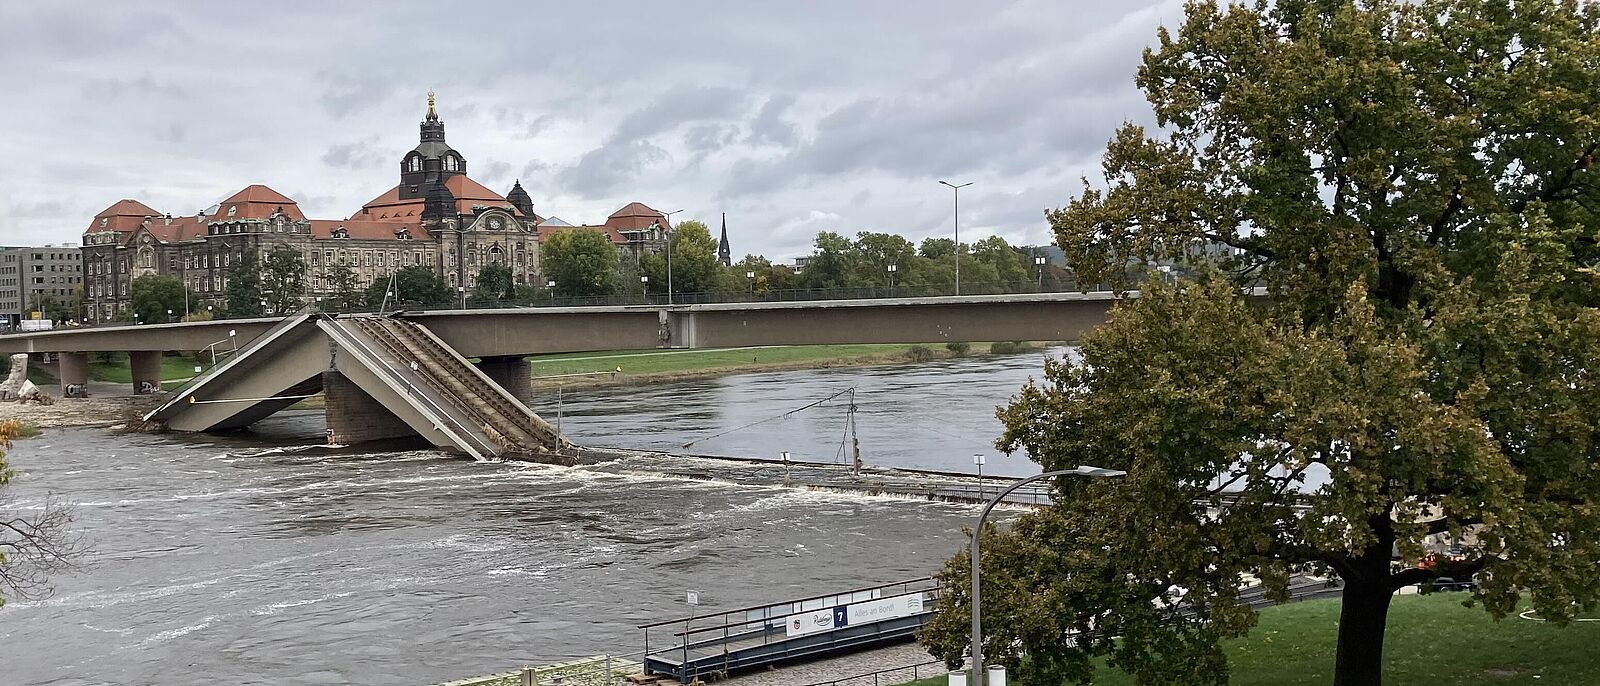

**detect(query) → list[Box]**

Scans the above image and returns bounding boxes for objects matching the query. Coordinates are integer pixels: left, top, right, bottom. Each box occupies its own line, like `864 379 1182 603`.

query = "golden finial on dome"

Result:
426 89 437 119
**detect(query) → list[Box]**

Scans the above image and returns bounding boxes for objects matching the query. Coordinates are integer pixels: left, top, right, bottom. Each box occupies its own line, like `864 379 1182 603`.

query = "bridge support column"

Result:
323 371 418 445
474 356 531 405
129 350 163 394
59 352 90 398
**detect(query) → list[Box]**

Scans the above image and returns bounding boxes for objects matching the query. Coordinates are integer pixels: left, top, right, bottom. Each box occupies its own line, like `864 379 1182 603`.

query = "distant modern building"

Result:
80 92 678 321
0 245 82 328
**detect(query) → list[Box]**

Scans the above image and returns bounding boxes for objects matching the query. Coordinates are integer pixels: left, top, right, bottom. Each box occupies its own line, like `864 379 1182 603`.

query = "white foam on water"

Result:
132 614 219 649
248 592 356 617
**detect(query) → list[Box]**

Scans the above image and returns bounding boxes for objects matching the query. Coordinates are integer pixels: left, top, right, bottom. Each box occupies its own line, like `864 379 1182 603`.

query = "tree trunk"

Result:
1333 578 1394 686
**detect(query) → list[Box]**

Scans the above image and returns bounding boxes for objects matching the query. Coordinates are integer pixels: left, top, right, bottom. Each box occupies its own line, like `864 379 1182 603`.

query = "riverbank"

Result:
525 342 1046 391
0 394 162 429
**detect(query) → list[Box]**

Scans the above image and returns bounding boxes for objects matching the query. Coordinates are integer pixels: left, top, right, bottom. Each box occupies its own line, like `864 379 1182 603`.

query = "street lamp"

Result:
887 263 898 293
940 180 973 295
746 270 756 295
1034 256 1046 291
457 286 466 309
967 465 1126 686
166 308 173 324
662 209 685 304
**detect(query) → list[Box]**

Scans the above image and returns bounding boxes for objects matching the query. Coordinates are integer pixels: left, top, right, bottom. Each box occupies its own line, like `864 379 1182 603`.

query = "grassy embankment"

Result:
85 353 199 390
524 342 1039 389
900 594 1599 686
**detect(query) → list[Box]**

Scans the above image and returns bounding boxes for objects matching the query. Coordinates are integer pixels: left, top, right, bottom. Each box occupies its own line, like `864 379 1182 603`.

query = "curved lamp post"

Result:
968 465 1126 686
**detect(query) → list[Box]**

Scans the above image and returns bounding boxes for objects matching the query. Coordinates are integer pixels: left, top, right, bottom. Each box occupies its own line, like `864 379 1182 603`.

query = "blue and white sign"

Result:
785 607 837 637
845 593 925 625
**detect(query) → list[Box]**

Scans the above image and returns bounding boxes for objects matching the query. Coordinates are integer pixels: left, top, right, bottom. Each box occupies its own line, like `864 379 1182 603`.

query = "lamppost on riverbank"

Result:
939 180 973 295
965 465 1126 686
663 209 685 305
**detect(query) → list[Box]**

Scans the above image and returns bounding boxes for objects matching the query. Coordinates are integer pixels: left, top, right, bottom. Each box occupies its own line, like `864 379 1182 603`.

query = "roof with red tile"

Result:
309 219 423 241
356 175 526 221
86 199 162 234
138 215 208 243
604 201 670 231
216 184 306 221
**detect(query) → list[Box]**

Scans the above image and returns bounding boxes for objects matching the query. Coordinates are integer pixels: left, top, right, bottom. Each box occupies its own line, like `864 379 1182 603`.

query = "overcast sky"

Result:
2 1 1177 261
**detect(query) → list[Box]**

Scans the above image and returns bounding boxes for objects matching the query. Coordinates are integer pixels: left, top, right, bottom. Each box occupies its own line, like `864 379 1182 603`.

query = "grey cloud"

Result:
80 74 186 101
746 94 798 147
685 124 740 153
613 84 747 141
322 138 388 170
316 68 396 119
558 140 668 198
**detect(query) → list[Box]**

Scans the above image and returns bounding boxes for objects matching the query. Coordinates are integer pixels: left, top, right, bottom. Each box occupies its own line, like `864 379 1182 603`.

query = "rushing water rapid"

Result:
0 351 1066 685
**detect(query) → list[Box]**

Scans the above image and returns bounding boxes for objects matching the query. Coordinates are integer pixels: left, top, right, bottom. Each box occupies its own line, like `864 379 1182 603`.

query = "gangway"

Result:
639 578 938 683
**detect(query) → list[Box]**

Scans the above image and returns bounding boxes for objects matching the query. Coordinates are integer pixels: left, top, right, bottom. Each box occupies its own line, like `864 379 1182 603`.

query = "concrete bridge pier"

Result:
474 356 532 405
58 352 89 398
322 371 418 445
130 351 163 394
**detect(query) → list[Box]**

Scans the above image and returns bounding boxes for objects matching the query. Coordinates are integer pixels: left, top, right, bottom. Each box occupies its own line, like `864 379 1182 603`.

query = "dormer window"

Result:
444 154 460 172
332 227 349 239
395 228 412 240
99 218 108 228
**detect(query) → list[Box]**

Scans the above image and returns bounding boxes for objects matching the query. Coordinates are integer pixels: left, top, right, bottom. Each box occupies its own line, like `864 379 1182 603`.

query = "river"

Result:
0 349 1066 686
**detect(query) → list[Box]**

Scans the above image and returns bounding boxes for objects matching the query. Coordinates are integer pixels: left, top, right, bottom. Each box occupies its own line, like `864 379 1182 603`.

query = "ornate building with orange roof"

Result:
80 93 674 322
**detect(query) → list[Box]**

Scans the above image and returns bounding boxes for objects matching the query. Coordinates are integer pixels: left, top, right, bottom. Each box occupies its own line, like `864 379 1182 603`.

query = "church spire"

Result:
718 213 732 266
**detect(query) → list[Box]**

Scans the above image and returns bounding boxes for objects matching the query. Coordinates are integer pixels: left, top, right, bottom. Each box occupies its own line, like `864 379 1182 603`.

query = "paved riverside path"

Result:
716 642 939 686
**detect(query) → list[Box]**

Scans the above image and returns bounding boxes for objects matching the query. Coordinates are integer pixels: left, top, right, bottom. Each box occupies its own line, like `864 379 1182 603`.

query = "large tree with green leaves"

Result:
225 252 263 318
365 266 451 308
920 2 1600 686
542 228 620 297
324 265 363 312
261 245 307 315
472 263 516 304
129 274 190 324
642 219 722 295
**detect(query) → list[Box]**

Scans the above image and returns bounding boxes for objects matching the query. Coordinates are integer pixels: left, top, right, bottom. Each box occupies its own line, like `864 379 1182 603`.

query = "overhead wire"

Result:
680 387 857 449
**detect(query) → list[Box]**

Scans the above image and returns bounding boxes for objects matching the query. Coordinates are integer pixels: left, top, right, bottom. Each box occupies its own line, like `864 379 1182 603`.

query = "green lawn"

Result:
524 344 932 377
903 594 1600 686
88 352 202 389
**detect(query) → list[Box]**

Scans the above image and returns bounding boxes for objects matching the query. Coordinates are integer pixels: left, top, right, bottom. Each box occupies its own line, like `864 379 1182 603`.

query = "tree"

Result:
851 232 918 287
129 274 190 324
225 252 263 318
365 266 451 308
0 420 84 606
325 265 363 312
799 231 858 289
473 263 515 304
970 236 1032 287
642 219 721 295
261 245 307 314
920 3 1600 686
542 228 620 297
